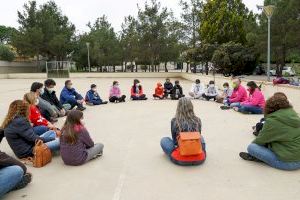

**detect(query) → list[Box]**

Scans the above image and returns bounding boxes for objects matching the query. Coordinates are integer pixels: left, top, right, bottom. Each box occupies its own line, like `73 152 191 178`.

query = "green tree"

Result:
180 0 203 48
0 26 16 44
12 1 75 61
74 16 122 72
200 0 250 45
137 0 172 72
258 0 300 75
198 43 217 74
0 44 15 61
212 42 257 76
120 16 140 72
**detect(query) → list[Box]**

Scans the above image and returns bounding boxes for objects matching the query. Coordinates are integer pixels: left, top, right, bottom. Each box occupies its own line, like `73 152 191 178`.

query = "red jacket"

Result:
29 105 49 126
154 83 164 97
131 85 144 96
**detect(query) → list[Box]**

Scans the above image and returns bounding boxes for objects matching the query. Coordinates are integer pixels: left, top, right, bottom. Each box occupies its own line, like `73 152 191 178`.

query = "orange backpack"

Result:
177 132 202 156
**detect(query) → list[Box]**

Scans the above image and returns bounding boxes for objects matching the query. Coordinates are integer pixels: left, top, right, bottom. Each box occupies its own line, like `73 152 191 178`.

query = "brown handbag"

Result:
178 132 202 156
22 140 52 168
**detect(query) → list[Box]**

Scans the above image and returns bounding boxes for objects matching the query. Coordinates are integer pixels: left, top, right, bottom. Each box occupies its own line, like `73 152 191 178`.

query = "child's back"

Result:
60 125 94 166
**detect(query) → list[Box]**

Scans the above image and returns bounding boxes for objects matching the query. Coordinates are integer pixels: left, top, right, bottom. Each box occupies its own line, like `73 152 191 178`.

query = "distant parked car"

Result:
269 66 296 76
253 65 266 75
191 65 204 73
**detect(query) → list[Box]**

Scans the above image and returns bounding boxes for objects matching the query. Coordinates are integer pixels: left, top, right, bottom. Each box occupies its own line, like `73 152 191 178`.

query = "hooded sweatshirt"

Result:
154 83 164 97
229 85 248 103
253 108 300 162
241 88 265 109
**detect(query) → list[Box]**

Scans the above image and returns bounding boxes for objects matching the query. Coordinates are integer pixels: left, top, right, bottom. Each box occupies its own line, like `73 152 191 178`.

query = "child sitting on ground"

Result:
60 110 104 166
153 83 164 99
202 81 218 101
109 81 126 103
164 78 173 98
85 84 108 106
171 80 185 100
216 82 233 103
131 79 147 100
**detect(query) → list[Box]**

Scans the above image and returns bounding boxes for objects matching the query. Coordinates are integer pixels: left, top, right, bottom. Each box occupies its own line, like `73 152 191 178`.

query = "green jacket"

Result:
253 108 300 162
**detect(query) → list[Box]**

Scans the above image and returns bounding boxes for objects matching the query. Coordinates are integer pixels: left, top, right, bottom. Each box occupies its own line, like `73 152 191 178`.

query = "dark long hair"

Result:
62 110 83 144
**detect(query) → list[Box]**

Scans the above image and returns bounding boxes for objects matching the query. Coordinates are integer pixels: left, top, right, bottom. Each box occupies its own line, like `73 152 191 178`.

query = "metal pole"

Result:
267 16 271 82
87 46 91 72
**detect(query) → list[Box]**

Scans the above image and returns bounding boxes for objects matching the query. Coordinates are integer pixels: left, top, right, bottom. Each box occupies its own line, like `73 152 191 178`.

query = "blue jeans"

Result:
247 143 300 171
40 131 60 152
0 166 24 197
160 137 206 157
238 105 263 114
229 102 241 108
33 126 49 136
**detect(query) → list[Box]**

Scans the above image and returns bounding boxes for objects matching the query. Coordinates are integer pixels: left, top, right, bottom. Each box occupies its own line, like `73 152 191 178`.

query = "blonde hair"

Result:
1 100 30 129
23 92 37 105
175 97 201 132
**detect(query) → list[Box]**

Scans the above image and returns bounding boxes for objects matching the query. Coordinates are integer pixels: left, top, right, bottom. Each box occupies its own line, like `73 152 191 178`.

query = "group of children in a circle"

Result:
1 77 300 198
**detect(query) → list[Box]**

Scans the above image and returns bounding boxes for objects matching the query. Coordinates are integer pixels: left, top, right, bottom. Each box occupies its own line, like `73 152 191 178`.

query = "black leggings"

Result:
202 94 217 101
109 95 126 103
131 94 147 100
170 94 185 100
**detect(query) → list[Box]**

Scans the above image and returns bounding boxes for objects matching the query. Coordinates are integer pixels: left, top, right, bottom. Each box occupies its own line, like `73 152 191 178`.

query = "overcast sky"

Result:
0 0 264 33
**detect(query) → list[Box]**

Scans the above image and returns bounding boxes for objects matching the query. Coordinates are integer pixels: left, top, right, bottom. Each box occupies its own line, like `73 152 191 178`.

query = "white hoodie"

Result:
190 83 205 96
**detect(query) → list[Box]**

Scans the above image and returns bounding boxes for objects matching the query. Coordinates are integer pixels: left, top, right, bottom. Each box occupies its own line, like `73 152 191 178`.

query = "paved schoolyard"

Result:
0 78 299 200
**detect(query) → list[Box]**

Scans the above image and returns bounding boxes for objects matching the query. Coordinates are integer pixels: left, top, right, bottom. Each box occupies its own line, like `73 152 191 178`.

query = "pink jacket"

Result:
241 88 265 108
109 86 121 98
229 85 248 103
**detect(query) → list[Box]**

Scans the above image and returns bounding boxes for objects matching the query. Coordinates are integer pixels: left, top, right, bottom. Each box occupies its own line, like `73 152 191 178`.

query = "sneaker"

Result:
13 173 32 191
76 106 86 111
102 101 108 105
86 102 94 106
50 117 58 123
239 152 261 162
253 131 259 137
220 105 231 110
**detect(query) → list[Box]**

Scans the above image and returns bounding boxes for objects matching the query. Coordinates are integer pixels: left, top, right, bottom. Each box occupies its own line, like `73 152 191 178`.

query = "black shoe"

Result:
76 106 86 111
13 173 32 191
102 101 108 105
86 102 94 106
239 152 261 162
220 105 231 110
253 131 259 137
50 117 58 123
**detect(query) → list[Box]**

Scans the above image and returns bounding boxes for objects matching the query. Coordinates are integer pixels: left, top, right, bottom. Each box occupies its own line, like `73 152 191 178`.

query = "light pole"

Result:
86 42 91 72
257 5 276 82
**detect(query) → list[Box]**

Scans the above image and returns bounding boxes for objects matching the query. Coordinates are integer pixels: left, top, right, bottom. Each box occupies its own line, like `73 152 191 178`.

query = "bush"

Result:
212 42 257 76
0 44 15 61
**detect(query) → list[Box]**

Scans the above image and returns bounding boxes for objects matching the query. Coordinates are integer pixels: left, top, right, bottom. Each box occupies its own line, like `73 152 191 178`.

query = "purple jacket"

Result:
60 125 94 166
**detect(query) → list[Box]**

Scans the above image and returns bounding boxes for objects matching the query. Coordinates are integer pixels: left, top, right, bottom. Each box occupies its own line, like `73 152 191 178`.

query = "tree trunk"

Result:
164 62 168 72
205 62 209 75
186 62 190 73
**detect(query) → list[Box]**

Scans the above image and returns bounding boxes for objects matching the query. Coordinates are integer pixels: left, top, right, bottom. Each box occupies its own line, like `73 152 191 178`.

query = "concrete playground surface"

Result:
0 77 299 200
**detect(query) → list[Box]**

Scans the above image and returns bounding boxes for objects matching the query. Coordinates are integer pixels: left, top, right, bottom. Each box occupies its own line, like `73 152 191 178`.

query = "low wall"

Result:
70 72 182 78
182 73 300 113
0 61 43 73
